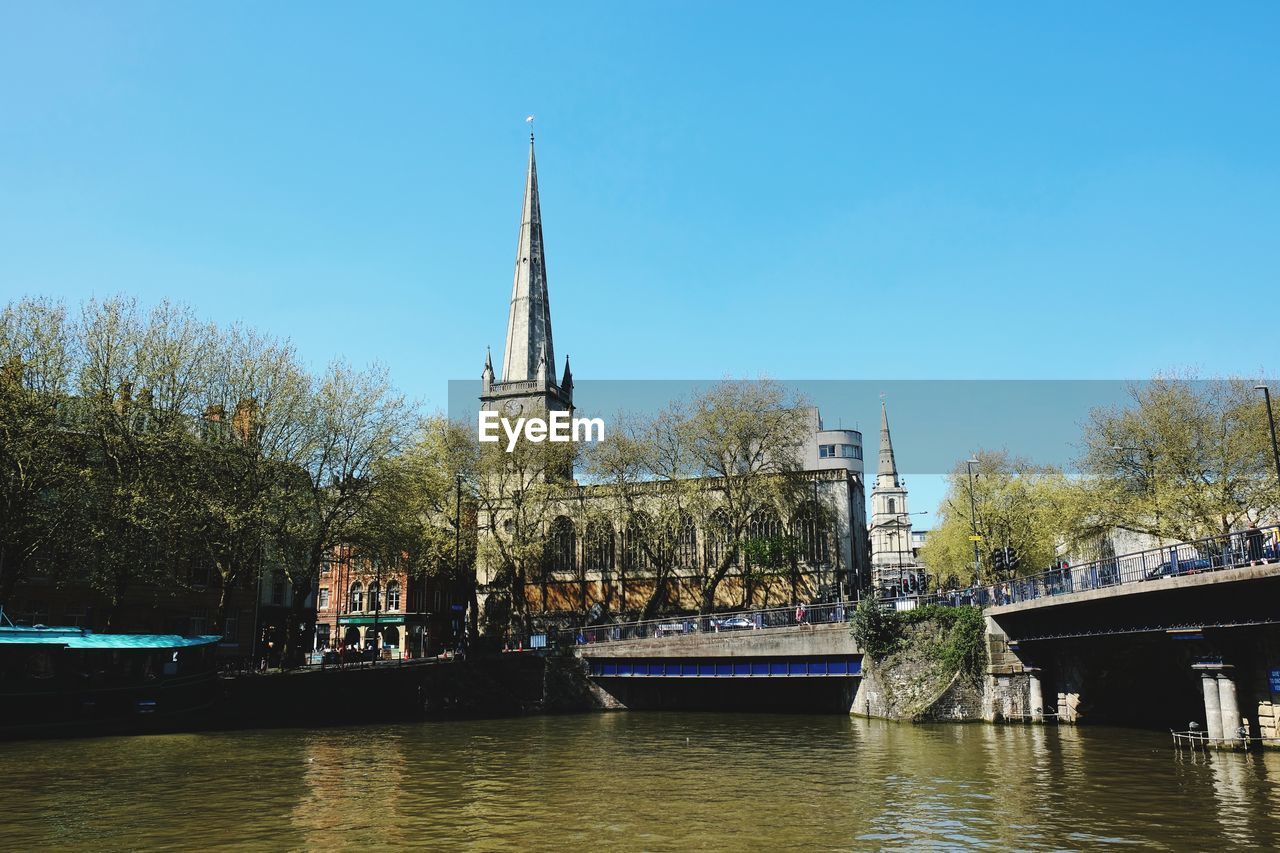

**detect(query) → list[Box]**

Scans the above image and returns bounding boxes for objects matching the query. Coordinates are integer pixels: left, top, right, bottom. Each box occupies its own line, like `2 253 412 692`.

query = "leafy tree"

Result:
1079 377 1278 542
471 405 577 638
0 298 83 604
271 360 410 664
921 450 1076 587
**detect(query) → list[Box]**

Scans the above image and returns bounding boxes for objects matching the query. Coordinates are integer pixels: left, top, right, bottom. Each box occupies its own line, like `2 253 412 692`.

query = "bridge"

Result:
559 524 1280 738
976 524 1280 746
566 603 863 712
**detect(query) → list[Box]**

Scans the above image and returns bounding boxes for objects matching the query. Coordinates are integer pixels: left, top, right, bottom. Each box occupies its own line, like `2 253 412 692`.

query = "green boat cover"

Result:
0 626 221 650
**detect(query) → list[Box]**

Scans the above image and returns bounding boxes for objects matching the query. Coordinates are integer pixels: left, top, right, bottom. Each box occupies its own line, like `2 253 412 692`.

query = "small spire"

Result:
878 399 900 487
561 354 573 391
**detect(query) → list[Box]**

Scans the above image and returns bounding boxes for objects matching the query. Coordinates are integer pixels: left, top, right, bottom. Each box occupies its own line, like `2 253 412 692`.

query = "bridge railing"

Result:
553 600 855 648
983 523 1280 608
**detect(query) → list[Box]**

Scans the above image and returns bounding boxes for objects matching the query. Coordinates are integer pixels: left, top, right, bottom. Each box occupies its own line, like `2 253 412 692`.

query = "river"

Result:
3 714 1279 850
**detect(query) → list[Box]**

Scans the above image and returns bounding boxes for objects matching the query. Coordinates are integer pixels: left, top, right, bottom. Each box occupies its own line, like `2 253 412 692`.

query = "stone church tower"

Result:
481 134 574 419
869 401 915 596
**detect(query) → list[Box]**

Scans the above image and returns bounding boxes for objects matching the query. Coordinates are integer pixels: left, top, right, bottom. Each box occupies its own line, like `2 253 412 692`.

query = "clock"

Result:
503 400 524 417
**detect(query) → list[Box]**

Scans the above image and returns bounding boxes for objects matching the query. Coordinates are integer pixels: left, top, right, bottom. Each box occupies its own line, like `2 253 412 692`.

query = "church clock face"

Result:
503 400 523 417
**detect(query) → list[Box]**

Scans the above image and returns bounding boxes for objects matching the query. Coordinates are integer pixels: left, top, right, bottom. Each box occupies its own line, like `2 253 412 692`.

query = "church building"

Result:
868 401 924 597
475 136 870 629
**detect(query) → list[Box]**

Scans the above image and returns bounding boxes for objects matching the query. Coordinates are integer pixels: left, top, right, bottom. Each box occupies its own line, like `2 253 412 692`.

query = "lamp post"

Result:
966 458 981 582
1256 386 1280 513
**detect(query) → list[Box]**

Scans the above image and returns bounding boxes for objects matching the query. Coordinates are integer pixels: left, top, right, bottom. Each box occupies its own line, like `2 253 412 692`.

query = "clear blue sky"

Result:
3 3 1277 521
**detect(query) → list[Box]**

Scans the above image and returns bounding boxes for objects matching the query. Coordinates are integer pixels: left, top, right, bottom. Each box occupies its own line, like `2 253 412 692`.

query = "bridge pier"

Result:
1193 662 1245 747
1027 667 1045 723
1197 665 1225 742
1218 667 1243 745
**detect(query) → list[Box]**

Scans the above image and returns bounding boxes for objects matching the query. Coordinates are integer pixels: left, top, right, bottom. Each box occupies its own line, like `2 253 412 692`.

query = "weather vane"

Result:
525 114 535 141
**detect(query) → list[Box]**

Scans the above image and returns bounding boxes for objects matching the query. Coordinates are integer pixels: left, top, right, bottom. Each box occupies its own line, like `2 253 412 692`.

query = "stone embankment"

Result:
213 653 605 731
853 618 987 722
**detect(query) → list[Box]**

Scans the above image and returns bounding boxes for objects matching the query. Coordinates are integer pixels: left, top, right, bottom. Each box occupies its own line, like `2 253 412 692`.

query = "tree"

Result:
471 405 577 638
0 298 83 604
74 297 217 623
189 324 312 631
677 381 810 612
271 360 409 664
921 450 1077 587
585 412 705 619
1079 377 1277 542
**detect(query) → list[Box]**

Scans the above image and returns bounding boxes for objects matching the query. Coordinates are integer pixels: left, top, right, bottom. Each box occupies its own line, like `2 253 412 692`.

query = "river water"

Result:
3 714 1280 850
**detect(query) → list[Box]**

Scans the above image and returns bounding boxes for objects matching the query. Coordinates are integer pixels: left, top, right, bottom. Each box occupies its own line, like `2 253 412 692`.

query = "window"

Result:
349 582 364 613
543 516 577 577
385 581 401 611
819 444 837 458
223 615 238 642
271 573 286 606
318 588 330 610
584 519 615 576
841 444 859 459
368 582 381 613
315 623 330 650
888 498 896 514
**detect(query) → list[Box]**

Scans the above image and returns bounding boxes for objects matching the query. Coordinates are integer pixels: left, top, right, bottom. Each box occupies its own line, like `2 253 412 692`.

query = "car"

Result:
717 615 755 631
1145 556 1212 580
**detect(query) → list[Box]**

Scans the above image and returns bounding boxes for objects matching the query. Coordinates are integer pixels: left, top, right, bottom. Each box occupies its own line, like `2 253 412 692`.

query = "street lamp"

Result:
1257 387 1280 516
966 458 981 582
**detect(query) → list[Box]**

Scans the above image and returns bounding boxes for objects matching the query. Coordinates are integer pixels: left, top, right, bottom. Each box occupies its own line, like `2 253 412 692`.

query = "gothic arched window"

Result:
674 513 698 569
793 501 829 566
584 519 615 576
385 581 401 611
621 513 652 575
544 516 576 576
349 582 363 613
888 498 896 515
704 509 736 568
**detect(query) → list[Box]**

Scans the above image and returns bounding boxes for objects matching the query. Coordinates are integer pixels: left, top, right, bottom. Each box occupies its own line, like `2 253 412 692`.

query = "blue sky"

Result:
3 2 1278 522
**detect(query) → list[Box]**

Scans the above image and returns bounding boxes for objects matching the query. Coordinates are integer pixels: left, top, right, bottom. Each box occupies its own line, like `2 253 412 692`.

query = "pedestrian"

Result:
1247 525 1264 564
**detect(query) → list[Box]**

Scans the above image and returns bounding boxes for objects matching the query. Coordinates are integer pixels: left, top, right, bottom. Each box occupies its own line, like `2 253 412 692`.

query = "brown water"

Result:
3 714 1280 850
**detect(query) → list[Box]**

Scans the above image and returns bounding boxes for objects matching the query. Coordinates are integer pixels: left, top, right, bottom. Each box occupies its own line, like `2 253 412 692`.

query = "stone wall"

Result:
853 619 986 721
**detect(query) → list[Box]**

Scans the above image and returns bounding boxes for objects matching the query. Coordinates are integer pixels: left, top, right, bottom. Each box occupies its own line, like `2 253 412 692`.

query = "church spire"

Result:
500 134 555 384
877 400 900 488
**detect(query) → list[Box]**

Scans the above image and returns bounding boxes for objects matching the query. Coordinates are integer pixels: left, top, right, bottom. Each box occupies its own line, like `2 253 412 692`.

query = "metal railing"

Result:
551 600 856 648
981 524 1280 608
517 525 1280 649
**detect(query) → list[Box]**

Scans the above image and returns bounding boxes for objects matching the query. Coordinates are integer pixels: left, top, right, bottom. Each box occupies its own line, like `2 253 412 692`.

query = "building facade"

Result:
313 545 468 660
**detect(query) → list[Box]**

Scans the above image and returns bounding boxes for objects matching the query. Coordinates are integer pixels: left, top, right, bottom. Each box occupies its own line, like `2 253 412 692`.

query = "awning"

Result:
337 615 409 627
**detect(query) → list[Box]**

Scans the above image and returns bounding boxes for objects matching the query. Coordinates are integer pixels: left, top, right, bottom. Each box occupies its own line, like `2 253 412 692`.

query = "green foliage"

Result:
851 600 988 683
902 605 988 684
0 296 411 652
849 597 903 659
1080 377 1278 541
920 450 1079 587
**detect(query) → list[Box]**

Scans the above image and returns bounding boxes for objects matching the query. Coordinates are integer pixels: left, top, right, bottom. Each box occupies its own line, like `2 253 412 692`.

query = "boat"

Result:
0 619 222 739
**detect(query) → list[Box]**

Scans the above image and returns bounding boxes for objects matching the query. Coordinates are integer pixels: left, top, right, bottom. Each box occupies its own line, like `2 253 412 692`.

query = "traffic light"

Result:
1007 548 1020 572
991 548 1006 573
